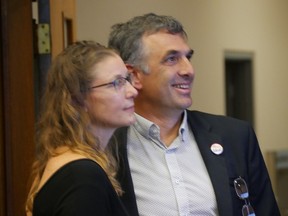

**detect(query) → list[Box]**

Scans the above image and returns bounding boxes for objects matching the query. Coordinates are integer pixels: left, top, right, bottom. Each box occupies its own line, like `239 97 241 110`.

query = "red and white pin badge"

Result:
210 143 223 155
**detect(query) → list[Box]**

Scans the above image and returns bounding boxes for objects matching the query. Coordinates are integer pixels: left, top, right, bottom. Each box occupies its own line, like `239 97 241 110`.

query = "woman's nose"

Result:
126 82 138 98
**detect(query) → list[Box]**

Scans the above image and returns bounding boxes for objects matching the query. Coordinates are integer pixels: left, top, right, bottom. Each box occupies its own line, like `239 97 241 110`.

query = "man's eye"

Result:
186 50 194 61
167 56 177 62
163 55 179 64
186 54 192 61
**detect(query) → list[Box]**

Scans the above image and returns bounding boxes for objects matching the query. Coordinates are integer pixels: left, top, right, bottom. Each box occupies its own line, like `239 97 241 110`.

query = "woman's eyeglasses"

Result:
89 74 132 91
234 177 256 216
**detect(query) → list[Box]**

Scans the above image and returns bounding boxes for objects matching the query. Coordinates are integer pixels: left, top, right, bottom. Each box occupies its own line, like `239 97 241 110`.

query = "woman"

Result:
26 41 138 216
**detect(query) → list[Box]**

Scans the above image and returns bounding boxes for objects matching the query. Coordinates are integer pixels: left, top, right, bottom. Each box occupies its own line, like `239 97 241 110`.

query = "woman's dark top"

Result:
33 159 129 216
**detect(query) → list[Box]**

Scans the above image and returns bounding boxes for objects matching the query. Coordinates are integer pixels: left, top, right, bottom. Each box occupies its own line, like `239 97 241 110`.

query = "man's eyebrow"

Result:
165 50 179 55
164 49 194 56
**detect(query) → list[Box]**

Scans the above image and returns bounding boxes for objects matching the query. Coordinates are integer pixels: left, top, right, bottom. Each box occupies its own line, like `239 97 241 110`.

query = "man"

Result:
108 13 280 216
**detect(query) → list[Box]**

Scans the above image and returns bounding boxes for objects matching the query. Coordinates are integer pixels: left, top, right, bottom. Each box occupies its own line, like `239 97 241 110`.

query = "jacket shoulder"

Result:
187 110 250 126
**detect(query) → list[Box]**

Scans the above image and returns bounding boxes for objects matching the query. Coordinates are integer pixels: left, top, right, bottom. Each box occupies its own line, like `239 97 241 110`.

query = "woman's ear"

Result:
83 102 89 113
74 96 89 113
126 64 142 89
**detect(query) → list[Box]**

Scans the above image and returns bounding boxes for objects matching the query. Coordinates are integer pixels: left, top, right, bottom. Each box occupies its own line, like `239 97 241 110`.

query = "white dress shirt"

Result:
127 111 218 216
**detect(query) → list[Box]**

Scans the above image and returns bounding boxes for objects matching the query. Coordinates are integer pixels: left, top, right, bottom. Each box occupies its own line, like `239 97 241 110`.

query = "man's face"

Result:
135 31 195 115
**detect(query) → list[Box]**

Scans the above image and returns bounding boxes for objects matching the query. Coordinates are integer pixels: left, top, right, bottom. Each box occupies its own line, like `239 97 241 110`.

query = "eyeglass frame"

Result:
233 176 256 216
89 74 132 91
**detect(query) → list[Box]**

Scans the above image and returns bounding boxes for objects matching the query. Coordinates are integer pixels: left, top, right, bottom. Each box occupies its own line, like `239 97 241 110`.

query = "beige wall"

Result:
76 0 288 155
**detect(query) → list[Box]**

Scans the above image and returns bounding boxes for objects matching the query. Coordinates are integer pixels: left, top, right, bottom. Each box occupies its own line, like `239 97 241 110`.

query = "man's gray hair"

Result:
108 13 187 73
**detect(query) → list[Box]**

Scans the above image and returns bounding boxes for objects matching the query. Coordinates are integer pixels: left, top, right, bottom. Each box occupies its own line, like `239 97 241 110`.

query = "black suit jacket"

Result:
112 110 280 216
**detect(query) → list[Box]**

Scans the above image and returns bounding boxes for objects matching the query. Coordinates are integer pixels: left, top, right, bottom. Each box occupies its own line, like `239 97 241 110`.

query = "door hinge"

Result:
37 23 51 54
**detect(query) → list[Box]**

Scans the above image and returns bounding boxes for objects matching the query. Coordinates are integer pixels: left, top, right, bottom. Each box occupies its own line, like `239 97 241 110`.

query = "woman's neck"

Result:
88 125 115 149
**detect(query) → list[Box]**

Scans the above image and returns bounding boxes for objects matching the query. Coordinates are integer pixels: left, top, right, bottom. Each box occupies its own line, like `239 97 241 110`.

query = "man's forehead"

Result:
143 32 188 49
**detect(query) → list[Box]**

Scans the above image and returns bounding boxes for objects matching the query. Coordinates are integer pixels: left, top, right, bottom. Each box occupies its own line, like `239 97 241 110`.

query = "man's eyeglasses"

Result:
234 177 256 216
89 74 132 91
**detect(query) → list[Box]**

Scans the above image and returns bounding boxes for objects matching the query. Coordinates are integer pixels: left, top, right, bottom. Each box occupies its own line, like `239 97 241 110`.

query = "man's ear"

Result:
126 64 142 89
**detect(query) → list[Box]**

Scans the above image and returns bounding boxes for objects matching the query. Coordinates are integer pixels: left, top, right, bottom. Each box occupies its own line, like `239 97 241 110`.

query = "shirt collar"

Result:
134 113 157 139
134 110 188 142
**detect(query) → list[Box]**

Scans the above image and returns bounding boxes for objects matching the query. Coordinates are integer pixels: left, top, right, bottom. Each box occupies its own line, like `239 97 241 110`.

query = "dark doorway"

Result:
225 52 254 126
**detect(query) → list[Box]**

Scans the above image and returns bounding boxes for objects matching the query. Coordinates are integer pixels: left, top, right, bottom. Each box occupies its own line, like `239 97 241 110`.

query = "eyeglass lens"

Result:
114 75 131 90
242 204 256 216
234 178 249 199
234 177 256 216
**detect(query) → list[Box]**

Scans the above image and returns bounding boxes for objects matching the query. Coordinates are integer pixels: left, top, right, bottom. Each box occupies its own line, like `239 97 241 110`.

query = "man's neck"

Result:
135 110 184 147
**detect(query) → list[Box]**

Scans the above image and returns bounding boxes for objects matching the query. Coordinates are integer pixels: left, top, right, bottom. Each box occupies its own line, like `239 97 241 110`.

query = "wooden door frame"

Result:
0 0 6 213
0 0 77 214
50 0 77 59
0 0 35 215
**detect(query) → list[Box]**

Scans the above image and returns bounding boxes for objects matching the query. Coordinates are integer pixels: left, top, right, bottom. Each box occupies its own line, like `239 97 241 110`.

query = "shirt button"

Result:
149 127 158 137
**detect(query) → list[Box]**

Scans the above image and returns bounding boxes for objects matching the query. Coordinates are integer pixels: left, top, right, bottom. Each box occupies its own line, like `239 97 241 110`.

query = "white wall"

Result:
76 0 288 154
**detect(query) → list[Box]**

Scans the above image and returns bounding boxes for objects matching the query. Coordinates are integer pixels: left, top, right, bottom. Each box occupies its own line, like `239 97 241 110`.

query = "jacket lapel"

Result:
113 127 139 216
188 111 233 216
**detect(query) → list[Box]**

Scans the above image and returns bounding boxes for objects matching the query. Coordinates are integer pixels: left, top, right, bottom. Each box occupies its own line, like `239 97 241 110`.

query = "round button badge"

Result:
210 143 223 155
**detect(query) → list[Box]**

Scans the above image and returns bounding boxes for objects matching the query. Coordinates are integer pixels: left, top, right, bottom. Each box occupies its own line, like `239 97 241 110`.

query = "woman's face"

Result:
85 54 138 130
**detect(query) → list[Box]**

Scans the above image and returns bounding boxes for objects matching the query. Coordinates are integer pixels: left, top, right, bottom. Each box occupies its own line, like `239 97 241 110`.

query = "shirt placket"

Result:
165 149 190 216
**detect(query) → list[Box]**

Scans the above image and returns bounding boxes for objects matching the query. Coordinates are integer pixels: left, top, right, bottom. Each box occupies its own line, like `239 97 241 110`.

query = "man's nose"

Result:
178 57 194 77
